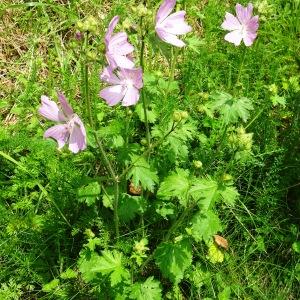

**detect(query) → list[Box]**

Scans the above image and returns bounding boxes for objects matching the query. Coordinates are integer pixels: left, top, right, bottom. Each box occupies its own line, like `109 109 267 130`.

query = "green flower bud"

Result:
222 174 233 182
136 4 148 17
141 138 147 146
76 20 84 31
84 228 95 238
87 51 97 61
180 111 189 119
193 160 203 169
122 18 132 30
173 111 182 122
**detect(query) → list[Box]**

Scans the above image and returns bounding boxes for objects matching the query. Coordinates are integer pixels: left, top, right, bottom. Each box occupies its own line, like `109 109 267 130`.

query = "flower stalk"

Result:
83 33 120 239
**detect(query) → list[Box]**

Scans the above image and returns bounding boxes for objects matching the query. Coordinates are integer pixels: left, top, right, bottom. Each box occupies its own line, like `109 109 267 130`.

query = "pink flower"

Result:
221 3 259 47
155 0 192 47
39 92 87 153
99 67 143 106
105 16 135 70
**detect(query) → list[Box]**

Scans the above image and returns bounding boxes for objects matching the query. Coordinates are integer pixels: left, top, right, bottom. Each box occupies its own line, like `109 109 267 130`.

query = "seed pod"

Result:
128 181 142 196
214 234 229 250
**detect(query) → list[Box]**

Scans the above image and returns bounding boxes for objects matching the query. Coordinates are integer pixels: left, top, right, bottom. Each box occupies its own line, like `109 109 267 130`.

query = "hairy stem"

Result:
83 34 120 239
140 17 151 155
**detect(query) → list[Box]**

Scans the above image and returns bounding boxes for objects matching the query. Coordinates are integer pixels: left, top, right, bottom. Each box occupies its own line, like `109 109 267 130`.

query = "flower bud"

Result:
122 18 132 30
193 160 203 169
86 16 97 34
141 138 147 146
136 4 148 17
84 229 95 238
76 20 84 31
180 111 189 119
173 111 182 122
222 174 233 182
75 31 83 41
87 51 97 61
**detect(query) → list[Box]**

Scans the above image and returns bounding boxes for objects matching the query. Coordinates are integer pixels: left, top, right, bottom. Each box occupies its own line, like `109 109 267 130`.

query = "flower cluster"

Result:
99 16 143 107
39 1 259 153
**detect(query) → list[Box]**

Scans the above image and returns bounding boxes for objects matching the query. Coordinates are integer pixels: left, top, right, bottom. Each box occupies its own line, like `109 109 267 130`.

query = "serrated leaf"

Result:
190 210 222 243
157 169 190 206
42 279 60 292
207 243 224 264
208 92 253 124
60 269 77 279
219 185 239 206
127 155 158 192
135 103 157 123
190 178 219 210
78 250 129 286
154 239 192 283
271 95 286 107
118 194 146 222
78 181 101 206
129 277 162 300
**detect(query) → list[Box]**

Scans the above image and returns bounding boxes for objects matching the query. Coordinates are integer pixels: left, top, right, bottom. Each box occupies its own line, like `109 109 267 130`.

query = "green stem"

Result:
83 34 120 239
140 17 151 154
236 48 247 87
119 121 179 180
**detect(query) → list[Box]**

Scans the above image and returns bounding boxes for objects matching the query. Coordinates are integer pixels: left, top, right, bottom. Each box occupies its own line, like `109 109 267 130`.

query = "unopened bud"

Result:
141 138 147 146
193 160 203 169
122 18 132 30
136 4 148 17
180 111 189 119
222 174 233 182
76 20 84 31
84 229 95 238
173 111 182 122
87 51 97 61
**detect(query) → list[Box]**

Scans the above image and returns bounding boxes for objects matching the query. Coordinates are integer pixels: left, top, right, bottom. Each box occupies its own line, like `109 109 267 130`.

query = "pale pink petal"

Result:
44 124 69 149
122 86 139 106
243 31 257 46
224 30 243 46
109 32 127 46
113 54 135 69
68 115 87 153
221 13 241 31
156 28 186 47
105 16 119 44
39 95 66 122
236 3 253 24
246 15 259 32
100 67 121 85
161 11 192 35
57 91 74 117
156 0 176 24
100 85 125 106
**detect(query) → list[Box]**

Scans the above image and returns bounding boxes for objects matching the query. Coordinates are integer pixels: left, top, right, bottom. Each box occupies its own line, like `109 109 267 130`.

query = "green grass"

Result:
0 0 300 299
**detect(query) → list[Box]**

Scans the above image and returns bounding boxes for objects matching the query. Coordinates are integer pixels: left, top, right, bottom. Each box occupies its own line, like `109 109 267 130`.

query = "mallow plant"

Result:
38 0 260 298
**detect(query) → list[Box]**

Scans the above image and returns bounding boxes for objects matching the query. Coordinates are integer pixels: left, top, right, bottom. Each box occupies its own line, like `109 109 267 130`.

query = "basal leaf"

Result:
127 155 159 192
129 277 162 300
190 210 222 243
154 239 192 283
